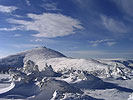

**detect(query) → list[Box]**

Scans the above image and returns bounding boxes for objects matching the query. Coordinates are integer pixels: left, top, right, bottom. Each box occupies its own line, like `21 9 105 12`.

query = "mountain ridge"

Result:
0 46 66 68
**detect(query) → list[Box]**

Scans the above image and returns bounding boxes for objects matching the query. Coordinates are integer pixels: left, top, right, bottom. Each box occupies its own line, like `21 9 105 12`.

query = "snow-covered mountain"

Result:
0 46 133 79
0 47 133 100
0 46 66 69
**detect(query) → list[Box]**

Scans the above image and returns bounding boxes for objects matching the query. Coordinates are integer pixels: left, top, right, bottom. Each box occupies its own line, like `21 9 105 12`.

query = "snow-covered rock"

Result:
39 63 55 77
23 60 39 75
31 78 82 100
51 92 99 100
0 57 132 100
51 90 63 100
8 60 40 83
128 93 133 100
59 69 100 84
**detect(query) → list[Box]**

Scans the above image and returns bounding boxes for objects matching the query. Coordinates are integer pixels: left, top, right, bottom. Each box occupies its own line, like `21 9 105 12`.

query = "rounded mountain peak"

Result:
24 46 66 62
0 46 66 68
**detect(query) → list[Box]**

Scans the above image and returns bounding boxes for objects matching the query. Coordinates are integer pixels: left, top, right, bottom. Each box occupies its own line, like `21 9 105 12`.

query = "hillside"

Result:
0 47 133 100
0 47 133 79
0 46 66 69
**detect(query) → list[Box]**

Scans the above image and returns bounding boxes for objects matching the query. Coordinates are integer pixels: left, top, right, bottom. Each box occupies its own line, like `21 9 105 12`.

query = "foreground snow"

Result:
0 82 15 94
0 59 132 100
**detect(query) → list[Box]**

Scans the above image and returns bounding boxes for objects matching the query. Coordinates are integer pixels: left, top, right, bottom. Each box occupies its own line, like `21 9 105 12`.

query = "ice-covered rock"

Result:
51 92 98 100
61 69 89 83
9 60 40 83
51 90 63 100
111 63 125 78
107 63 130 80
32 78 82 100
23 60 39 75
40 63 55 77
9 68 26 82
128 93 133 100
61 70 105 89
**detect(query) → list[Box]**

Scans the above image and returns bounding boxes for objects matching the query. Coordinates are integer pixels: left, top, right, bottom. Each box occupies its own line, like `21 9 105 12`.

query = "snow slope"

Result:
0 47 133 100
0 46 65 68
0 82 15 94
0 46 133 79
36 57 133 79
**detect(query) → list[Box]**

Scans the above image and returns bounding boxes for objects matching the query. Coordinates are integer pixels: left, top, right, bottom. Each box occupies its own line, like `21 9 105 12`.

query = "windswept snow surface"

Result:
0 47 133 100
36 57 133 79
0 82 15 94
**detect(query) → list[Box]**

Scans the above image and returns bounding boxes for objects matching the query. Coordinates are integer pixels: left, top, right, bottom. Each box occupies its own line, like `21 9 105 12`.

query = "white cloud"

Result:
89 39 115 47
105 42 116 47
0 5 17 13
3 13 83 38
89 39 113 44
101 15 128 33
14 34 22 37
34 39 43 42
41 3 61 11
31 38 58 44
14 15 23 18
91 43 98 47
26 0 31 6
0 27 23 31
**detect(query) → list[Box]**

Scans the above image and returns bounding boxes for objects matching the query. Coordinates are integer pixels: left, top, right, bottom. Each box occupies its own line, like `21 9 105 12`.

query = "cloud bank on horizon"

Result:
0 0 133 58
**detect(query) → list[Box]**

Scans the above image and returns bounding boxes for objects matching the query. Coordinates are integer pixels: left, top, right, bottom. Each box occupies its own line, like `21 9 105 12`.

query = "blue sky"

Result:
0 0 133 59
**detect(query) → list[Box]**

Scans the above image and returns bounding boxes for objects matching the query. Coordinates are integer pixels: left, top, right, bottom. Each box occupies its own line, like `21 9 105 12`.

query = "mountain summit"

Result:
0 46 66 69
